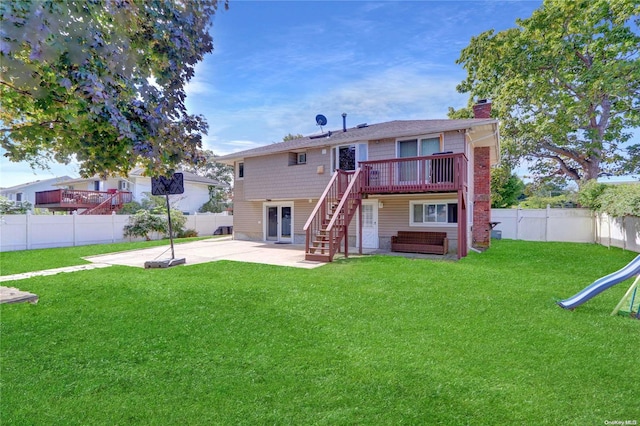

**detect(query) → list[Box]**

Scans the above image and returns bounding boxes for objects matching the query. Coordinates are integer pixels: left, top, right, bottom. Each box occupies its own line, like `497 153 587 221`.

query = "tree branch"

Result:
538 153 582 182
574 49 593 68
0 80 33 97
1 120 67 133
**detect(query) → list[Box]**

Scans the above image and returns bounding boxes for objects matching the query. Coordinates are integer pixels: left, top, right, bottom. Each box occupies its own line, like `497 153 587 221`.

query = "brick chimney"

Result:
472 99 491 119
472 146 492 250
470 99 493 250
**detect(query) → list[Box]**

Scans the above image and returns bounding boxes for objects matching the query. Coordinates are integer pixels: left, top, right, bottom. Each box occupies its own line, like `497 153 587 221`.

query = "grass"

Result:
0 236 213 276
1 240 639 425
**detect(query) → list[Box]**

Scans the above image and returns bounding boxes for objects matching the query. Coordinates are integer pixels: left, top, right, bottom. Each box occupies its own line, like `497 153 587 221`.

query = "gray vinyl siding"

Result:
243 148 332 201
367 131 465 162
232 199 317 243
443 130 465 153
373 194 459 251
368 138 395 160
232 200 263 241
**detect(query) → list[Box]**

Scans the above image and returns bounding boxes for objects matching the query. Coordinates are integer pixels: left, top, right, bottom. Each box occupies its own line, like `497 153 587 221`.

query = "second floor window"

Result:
238 162 244 179
397 135 442 158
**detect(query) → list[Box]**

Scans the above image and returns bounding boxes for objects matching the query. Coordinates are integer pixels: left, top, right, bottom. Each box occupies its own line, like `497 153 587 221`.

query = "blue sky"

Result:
2 0 634 187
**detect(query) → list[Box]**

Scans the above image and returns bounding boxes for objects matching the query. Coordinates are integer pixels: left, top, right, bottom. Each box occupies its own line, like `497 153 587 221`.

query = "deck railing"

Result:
35 189 133 210
359 152 467 194
80 191 134 215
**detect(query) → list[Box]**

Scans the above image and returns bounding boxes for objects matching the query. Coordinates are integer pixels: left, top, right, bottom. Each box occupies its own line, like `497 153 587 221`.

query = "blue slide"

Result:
558 254 640 310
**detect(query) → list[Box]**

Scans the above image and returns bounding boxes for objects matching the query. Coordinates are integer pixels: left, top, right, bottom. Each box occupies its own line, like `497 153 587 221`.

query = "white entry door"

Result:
361 200 379 249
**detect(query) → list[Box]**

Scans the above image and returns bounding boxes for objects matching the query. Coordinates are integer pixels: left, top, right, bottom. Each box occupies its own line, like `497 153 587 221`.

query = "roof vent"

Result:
356 123 368 128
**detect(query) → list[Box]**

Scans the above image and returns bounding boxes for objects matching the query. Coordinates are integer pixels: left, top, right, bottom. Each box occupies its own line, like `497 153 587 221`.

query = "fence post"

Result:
194 212 198 235
73 210 77 246
26 211 31 250
515 206 521 240
112 211 116 243
623 216 627 251
545 204 550 242
608 214 612 248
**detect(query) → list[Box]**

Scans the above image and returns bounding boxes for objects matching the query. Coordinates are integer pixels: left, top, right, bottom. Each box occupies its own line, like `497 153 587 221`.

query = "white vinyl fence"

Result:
491 207 594 243
0 212 233 252
594 213 640 253
491 207 640 253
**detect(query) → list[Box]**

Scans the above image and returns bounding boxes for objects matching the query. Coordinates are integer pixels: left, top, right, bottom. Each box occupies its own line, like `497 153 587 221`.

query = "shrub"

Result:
577 180 606 210
177 229 198 238
0 197 32 214
123 211 167 241
118 201 143 215
578 181 640 216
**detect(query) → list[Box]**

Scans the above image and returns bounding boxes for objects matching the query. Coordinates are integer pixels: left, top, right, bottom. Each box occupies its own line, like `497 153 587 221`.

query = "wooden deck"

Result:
35 189 132 213
360 152 467 194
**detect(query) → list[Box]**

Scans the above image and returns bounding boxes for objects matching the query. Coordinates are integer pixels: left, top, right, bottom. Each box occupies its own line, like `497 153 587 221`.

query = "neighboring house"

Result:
34 169 226 214
0 176 73 211
216 101 499 261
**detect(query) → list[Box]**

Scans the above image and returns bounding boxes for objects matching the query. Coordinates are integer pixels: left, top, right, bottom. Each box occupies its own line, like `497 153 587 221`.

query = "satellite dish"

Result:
315 114 327 126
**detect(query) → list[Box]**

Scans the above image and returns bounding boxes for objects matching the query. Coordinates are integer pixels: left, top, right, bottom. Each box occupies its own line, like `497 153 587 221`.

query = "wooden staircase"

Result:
80 191 130 215
304 169 363 262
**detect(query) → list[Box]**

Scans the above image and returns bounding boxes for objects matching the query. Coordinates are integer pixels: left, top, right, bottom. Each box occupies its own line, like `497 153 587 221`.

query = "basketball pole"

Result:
166 194 175 260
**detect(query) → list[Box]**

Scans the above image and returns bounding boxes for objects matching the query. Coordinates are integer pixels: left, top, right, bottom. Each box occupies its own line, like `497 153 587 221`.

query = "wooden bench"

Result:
391 231 448 255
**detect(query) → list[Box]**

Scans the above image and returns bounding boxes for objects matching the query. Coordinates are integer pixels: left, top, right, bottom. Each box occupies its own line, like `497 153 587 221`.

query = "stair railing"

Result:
304 169 363 261
303 170 342 258
81 191 131 215
323 168 362 260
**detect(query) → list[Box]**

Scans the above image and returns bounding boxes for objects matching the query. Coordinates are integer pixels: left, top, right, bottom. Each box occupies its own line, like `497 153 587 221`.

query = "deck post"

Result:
344 224 348 258
358 201 363 255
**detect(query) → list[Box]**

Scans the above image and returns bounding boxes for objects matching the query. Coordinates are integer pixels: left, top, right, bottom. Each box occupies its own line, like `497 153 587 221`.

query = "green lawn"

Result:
1 240 638 425
0 236 212 276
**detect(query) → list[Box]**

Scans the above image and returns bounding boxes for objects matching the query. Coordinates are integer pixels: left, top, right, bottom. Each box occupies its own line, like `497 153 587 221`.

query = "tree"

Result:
282 133 304 142
491 165 525 208
579 181 640 216
122 193 188 240
1 0 227 178
180 149 233 213
0 196 32 214
454 0 640 185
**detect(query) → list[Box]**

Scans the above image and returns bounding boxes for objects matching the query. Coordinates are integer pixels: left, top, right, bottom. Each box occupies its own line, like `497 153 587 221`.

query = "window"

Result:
410 200 457 226
397 135 442 158
397 135 443 182
288 152 307 166
93 180 101 191
238 162 244 179
15 193 23 202
331 143 367 171
118 180 130 191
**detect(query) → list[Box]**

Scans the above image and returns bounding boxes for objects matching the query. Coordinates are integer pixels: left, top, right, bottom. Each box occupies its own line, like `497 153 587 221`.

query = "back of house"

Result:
216 102 499 260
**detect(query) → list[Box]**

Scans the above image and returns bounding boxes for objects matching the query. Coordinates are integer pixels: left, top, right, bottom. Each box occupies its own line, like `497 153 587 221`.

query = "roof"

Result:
215 118 499 164
128 169 226 187
0 176 73 192
54 169 226 187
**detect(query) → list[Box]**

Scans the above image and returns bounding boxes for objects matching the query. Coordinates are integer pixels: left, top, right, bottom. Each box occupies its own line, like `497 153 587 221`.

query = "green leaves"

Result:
1 0 226 178
455 0 640 184
579 180 640 216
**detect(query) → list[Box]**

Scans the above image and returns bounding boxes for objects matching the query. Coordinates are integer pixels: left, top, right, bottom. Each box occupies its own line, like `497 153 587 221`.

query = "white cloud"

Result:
200 64 469 154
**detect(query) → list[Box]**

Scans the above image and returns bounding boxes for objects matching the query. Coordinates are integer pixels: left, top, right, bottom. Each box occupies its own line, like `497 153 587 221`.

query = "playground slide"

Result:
557 254 640 310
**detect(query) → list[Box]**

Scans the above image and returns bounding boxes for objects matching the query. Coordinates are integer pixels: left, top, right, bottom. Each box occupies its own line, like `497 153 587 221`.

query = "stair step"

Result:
305 253 332 262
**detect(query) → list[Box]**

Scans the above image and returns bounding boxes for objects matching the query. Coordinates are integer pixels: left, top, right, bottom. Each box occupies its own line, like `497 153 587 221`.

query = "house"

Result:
0 176 73 211
216 101 499 261
34 168 226 215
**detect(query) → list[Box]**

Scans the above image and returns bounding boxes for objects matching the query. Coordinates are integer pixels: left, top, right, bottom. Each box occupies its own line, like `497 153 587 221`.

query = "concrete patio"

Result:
82 238 327 269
